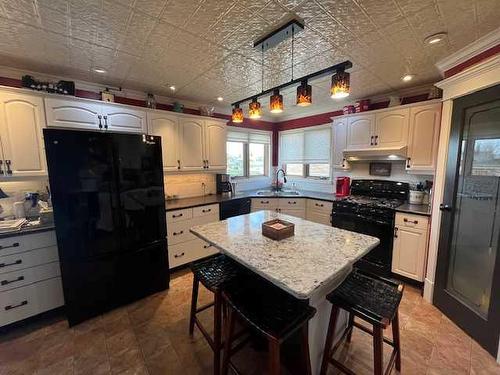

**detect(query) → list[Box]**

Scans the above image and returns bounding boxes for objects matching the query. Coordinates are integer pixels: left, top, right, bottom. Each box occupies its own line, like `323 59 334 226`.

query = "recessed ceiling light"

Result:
169 85 176 91
401 74 414 82
92 67 107 74
217 96 223 102
424 32 447 45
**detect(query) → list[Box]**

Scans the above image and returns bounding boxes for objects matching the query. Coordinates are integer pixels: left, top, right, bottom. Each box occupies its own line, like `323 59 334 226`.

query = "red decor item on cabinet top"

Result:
354 99 370 112
336 177 350 197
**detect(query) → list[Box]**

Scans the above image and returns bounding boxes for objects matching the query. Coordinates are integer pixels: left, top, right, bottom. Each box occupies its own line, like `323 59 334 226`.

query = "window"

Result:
280 125 332 180
227 130 271 178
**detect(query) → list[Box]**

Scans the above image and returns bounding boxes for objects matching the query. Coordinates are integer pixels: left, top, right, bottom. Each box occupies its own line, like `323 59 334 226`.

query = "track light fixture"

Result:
330 68 350 99
231 104 243 123
249 98 262 119
296 80 312 106
270 89 284 113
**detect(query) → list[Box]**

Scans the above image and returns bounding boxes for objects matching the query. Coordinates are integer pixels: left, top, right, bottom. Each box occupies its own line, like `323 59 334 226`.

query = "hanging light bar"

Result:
270 89 284 113
330 68 350 99
249 98 262 119
231 104 243 123
296 80 312 106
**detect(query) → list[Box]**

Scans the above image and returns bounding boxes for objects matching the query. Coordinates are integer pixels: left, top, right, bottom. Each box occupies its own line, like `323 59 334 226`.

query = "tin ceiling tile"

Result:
132 0 169 18
118 11 157 54
161 0 203 27
355 0 403 29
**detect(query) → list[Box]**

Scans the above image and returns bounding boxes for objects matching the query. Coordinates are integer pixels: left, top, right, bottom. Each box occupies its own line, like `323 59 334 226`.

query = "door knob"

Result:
439 204 452 211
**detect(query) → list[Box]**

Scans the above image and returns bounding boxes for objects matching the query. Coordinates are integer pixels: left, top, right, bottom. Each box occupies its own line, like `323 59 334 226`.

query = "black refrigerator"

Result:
44 129 169 326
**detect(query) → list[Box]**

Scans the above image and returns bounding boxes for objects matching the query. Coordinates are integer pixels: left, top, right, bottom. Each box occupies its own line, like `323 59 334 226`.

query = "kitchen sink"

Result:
256 190 301 196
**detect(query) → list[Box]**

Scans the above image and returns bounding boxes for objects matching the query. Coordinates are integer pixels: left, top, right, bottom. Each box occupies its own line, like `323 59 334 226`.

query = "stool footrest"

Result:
195 301 215 314
352 321 395 348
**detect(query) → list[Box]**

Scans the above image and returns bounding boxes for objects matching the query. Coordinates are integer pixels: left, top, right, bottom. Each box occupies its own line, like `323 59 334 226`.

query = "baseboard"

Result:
423 278 434 303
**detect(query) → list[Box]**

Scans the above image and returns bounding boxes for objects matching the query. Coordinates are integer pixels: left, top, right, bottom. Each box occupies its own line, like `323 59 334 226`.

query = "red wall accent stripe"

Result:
444 43 500 78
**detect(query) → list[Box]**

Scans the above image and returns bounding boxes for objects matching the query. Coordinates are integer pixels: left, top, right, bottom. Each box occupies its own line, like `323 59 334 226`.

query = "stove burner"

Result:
340 195 404 209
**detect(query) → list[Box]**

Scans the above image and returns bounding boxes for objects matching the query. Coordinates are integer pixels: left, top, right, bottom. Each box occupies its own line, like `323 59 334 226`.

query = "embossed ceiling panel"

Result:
0 0 498 118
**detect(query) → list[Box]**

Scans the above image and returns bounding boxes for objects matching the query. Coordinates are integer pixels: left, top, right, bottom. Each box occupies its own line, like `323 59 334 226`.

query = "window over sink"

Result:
227 129 271 178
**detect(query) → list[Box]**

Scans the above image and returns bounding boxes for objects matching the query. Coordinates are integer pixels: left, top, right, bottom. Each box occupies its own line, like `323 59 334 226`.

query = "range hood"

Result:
343 146 408 162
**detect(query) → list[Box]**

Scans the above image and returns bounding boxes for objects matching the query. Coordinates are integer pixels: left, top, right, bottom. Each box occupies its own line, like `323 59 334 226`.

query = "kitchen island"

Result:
190 210 380 374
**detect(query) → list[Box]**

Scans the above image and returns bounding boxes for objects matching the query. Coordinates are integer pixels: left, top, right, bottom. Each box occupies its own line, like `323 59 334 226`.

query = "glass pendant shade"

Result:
330 70 350 99
232 105 244 123
249 98 262 119
270 89 284 113
296 81 312 106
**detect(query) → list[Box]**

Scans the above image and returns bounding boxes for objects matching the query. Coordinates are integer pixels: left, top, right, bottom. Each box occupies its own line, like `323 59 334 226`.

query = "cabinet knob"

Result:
103 115 108 129
370 135 374 146
202 208 211 213
174 252 185 258
98 115 102 129
374 135 378 145
172 230 184 236
177 160 181 170
5 160 12 175
394 227 398 238
406 157 411 169
0 160 3 175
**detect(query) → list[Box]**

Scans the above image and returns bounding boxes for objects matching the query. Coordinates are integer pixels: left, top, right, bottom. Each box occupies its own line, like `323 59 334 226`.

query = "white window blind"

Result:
227 129 271 144
304 128 331 163
280 132 304 162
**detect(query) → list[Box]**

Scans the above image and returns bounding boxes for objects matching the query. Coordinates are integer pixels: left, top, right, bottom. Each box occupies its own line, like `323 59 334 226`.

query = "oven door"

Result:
331 211 394 276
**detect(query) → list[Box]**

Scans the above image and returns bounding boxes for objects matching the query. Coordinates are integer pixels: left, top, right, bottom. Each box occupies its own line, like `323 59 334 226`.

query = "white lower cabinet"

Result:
166 204 220 269
306 199 333 225
392 213 430 281
0 230 64 327
251 198 307 218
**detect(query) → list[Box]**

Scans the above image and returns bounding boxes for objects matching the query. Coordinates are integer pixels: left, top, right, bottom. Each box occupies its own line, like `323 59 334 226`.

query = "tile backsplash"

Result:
0 179 49 218
164 173 216 198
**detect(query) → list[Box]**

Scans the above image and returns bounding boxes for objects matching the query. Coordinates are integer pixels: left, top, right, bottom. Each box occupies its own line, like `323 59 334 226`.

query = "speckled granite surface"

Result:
0 222 55 239
190 210 379 299
395 203 432 216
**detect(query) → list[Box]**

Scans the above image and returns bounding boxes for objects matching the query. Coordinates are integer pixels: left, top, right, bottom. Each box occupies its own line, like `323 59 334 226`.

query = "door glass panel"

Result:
446 105 500 318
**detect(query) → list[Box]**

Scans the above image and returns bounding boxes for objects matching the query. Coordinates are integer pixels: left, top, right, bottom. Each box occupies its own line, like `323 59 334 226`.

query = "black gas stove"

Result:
331 179 409 276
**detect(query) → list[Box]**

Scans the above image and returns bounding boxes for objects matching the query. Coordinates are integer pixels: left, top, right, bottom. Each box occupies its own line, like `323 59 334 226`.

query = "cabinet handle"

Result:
202 160 206 169
98 115 102 129
0 160 3 175
202 208 211 213
315 203 324 207
174 252 185 258
172 213 183 218
406 157 411 169
177 160 181 170
288 201 296 204
5 300 28 311
261 201 269 204
0 242 20 251
403 218 418 224
203 244 211 249
0 259 22 268
370 136 374 146
394 227 398 238
5 160 12 175
172 230 184 236
103 115 108 129
374 135 378 145
1 275 24 286
206 160 209 169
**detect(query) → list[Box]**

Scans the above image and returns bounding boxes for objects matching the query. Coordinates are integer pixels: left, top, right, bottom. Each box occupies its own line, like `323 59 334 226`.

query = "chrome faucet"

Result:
275 168 287 191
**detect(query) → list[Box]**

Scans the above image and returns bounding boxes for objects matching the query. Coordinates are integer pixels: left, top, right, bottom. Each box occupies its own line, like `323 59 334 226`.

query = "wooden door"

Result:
392 226 427 281
148 112 179 171
332 118 348 169
44 97 101 130
0 93 47 176
346 114 374 150
178 118 205 171
406 103 441 172
204 121 227 170
374 108 409 148
101 103 147 133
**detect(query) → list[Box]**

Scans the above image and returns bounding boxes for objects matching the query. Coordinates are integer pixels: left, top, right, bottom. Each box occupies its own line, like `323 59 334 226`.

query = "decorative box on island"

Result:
262 219 295 241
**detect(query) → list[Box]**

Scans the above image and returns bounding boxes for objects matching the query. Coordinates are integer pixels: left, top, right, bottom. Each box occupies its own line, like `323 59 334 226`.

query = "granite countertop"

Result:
0 221 55 239
165 190 339 211
395 203 432 216
190 210 379 299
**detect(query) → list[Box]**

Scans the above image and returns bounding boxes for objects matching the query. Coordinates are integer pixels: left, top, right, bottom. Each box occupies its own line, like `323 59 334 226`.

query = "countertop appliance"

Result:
331 179 409 276
220 197 251 220
44 129 169 326
336 176 350 197
216 174 232 195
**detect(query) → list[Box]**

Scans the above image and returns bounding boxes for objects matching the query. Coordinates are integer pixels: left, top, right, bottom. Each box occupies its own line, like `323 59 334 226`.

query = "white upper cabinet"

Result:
101 103 147 133
332 118 348 169
374 108 409 148
148 112 180 172
346 114 375 150
45 97 146 133
406 103 441 172
45 97 100 130
204 120 227 170
0 92 47 176
178 118 205 171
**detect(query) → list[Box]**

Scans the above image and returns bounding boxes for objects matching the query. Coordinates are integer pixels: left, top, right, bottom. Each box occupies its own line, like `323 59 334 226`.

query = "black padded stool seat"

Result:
189 254 242 375
320 270 404 375
221 274 316 375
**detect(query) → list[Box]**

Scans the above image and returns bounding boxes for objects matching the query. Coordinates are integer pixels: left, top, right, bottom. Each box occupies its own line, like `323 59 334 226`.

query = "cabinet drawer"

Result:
166 208 192 223
251 198 278 210
168 239 218 269
0 231 57 257
395 213 428 231
193 204 219 218
167 221 196 245
0 246 59 275
306 212 332 226
0 262 61 292
0 277 64 327
278 198 305 209
306 199 333 214
279 208 306 219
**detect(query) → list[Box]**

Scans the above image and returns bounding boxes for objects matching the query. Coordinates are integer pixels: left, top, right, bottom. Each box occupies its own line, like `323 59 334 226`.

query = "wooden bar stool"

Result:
189 254 241 375
320 270 404 375
221 274 316 375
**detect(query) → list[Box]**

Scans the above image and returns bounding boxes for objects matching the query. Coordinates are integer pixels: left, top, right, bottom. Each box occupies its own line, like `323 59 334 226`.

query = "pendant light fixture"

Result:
270 89 284 113
249 98 262 119
330 68 350 99
296 80 312 106
232 104 243 123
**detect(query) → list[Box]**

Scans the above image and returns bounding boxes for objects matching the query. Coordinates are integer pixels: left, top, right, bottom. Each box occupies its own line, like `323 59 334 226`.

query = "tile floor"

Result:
0 269 499 375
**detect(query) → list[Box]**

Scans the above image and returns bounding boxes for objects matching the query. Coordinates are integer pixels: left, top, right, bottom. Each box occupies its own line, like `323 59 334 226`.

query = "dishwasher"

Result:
220 198 251 220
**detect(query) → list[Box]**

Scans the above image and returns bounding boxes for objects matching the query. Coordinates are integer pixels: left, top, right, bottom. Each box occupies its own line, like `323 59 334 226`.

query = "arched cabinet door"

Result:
0 93 47 176
101 103 147 133
204 121 226 170
148 112 179 171
178 118 205 171
346 114 375 150
45 97 101 130
374 108 409 148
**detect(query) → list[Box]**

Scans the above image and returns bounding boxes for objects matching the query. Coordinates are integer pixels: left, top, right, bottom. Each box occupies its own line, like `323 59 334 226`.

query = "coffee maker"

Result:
336 176 350 197
216 174 232 195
